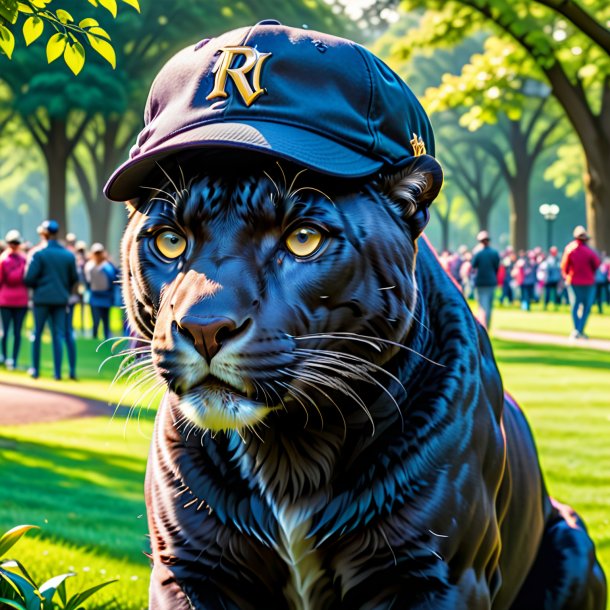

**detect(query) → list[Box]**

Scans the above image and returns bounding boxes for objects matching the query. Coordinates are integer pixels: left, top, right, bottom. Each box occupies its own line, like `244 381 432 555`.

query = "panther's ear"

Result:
383 154 443 238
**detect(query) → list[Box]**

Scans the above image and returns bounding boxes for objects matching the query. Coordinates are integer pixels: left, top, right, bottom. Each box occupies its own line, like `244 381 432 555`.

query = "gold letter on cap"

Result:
207 46 272 107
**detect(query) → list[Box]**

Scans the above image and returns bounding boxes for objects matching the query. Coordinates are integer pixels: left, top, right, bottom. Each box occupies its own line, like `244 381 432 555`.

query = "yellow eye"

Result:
285 226 324 258
155 230 186 259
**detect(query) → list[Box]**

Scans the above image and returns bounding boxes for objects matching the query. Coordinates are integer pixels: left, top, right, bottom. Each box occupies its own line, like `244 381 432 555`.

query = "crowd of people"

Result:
0 220 121 380
438 225 609 337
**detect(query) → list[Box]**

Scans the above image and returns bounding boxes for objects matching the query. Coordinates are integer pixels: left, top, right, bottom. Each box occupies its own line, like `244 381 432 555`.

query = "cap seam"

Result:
352 44 377 156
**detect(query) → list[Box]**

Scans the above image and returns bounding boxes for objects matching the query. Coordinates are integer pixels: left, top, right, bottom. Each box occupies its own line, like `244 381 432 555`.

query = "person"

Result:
537 246 562 310
24 219 78 379
594 255 609 314
499 248 515 305
84 243 118 340
0 230 29 370
471 230 500 329
561 225 601 339
513 251 537 311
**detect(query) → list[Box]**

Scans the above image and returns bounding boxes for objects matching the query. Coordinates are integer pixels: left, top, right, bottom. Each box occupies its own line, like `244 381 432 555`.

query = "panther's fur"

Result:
121 156 605 610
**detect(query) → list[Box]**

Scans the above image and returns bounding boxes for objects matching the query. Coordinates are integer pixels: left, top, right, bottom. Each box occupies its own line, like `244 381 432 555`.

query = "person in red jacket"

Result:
0 230 29 369
561 225 601 339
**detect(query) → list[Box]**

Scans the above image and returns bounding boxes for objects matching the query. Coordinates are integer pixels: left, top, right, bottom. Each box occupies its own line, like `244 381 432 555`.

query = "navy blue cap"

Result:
40 219 60 234
104 21 437 202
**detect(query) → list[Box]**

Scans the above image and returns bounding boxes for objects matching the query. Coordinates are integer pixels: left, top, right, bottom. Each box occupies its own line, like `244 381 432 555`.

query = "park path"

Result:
0 382 112 426
493 330 610 352
0 330 608 426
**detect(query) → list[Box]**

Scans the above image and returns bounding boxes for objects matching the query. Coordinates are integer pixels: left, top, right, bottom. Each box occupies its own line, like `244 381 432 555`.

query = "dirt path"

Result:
493 330 610 351
0 382 113 426
1 329 607 426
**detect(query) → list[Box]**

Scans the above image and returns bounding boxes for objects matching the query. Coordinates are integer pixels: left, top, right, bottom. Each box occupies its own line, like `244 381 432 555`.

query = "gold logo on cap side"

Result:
410 133 426 156
207 46 272 107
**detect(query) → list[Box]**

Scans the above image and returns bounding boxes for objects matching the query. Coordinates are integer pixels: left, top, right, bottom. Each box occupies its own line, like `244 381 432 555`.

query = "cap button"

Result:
256 19 281 26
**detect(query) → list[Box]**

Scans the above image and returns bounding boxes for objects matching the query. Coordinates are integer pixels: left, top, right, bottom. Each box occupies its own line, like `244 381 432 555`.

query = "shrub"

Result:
0 525 116 610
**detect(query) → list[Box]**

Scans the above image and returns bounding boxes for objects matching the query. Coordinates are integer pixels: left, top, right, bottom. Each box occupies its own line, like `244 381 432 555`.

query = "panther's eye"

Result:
285 226 324 258
155 230 186 259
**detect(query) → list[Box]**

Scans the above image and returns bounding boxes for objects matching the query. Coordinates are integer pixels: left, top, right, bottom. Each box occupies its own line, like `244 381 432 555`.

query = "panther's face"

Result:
121 157 441 434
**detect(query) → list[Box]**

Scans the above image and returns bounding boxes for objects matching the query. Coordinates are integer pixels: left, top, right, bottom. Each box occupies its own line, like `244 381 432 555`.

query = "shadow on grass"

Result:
0 436 150 564
491 339 610 370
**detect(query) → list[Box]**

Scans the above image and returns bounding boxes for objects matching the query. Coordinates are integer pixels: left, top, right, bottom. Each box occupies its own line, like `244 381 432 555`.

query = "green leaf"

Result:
0 526 38 557
121 0 139 12
78 17 98 28
0 568 42 610
87 0 98 6
55 9 73 24
87 25 110 40
16 2 33 14
22 15 43 46
0 598 27 610
1 559 37 588
0 23 16 59
64 40 85 75
62 579 116 610
46 32 67 63
0 0 18 24
98 0 117 18
86 31 115 68
39 573 74 608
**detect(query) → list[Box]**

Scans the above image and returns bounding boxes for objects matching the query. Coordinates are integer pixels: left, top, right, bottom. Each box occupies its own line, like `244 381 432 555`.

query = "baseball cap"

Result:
5 229 22 244
104 21 437 202
90 242 105 253
477 230 490 242
40 219 59 234
573 225 590 240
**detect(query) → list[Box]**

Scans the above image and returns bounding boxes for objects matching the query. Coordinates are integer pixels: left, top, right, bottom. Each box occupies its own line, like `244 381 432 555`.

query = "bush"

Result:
0 525 116 610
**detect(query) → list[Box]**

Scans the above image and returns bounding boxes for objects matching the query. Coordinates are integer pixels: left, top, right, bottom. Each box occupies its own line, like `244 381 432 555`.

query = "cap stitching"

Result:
352 44 377 155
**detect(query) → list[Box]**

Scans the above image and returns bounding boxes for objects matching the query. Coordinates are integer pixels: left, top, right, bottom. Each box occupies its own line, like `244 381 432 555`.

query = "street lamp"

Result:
538 203 560 249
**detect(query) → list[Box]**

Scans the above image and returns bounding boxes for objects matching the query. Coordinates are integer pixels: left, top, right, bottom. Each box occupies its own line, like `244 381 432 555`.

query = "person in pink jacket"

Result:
561 225 601 339
0 230 29 369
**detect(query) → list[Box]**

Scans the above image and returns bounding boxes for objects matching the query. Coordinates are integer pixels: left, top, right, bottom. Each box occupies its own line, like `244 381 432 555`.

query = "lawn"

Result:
0 308 609 608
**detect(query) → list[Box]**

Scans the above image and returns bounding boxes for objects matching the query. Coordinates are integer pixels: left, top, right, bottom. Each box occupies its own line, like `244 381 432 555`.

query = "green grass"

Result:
0 309 609 608
491 302 610 340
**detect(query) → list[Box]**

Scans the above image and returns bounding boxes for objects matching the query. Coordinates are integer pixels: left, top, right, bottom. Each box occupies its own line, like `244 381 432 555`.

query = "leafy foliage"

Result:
0 524 116 609
0 0 139 73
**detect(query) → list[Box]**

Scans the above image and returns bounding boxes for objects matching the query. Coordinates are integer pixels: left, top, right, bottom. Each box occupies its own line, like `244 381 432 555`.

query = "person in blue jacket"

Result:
84 243 118 341
24 220 78 380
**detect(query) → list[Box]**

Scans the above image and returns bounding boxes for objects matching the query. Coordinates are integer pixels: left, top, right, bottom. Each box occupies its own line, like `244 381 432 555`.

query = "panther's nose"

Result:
177 316 238 363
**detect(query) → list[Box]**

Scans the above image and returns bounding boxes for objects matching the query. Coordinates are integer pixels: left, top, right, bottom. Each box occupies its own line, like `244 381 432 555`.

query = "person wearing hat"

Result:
561 225 601 339
24 220 79 379
471 230 500 329
83 243 118 340
0 230 28 369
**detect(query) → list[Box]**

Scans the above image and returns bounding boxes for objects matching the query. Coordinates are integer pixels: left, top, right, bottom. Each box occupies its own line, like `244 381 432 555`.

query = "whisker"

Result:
155 161 182 203
287 168 308 195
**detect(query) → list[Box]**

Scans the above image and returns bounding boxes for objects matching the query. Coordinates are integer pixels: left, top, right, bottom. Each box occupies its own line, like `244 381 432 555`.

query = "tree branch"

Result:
535 0 610 55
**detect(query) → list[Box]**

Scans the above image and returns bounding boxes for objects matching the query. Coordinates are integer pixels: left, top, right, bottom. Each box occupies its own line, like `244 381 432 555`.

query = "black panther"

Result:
105 21 606 610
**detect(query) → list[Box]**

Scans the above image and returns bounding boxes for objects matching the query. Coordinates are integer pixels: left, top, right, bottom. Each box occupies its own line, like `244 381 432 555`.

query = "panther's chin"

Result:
177 378 277 432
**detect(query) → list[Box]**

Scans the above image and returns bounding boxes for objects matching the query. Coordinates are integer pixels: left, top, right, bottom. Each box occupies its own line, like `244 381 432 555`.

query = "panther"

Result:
118 156 605 610
106 21 606 610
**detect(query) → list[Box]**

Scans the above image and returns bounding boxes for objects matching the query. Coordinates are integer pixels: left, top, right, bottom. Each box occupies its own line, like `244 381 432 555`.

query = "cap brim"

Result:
104 121 387 202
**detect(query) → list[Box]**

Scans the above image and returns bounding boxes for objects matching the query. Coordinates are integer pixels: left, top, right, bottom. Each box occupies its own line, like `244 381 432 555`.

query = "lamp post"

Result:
538 203 560 250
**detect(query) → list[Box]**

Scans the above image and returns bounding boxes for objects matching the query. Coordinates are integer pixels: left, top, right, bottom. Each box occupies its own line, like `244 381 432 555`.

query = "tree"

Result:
365 0 610 250
421 39 566 248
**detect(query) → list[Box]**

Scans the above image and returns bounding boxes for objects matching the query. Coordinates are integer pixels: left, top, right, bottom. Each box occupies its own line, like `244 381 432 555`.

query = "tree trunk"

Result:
440 215 450 252
508 177 530 251
89 196 114 244
46 120 69 236
584 153 610 253
476 205 490 233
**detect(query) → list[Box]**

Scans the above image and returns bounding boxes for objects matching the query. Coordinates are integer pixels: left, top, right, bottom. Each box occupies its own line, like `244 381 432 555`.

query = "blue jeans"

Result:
475 286 496 328
567 285 596 335
32 304 67 378
65 304 77 377
0 306 28 366
91 305 111 340
520 284 535 311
